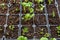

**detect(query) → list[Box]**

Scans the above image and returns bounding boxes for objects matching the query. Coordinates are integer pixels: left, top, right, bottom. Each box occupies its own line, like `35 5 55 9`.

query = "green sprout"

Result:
22 13 34 21
52 11 55 17
23 27 28 33
17 36 28 40
56 25 60 36
21 2 33 7
0 27 2 31
48 0 53 5
36 4 45 12
9 25 15 31
29 7 34 13
44 33 50 37
39 4 45 11
0 3 6 10
35 0 44 4
40 28 44 35
50 38 56 40
40 37 48 40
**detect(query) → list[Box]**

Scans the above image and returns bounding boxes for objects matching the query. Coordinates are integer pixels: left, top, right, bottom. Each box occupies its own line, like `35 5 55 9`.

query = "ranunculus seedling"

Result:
52 11 55 17
40 37 48 40
29 7 34 13
35 0 44 4
23 27 28 33
17 36 28 40
44 33 50 37
56 25 60 36
0 3 6 10
48 0 53 5
21 2 33 7
22 13 34 21
9 25 15 31
50 38 56 40
36 4 45 12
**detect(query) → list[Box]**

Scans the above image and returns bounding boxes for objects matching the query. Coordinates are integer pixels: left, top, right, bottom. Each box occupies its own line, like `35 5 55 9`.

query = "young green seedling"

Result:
9 25 15 31
17 36 28 40
29 7 34 13
21 2 33 7
56 25 60 36
48 0 53 5
0 3 6 10
52 11 55 17
50 38 56 40
40 37 48 40
40 28 44 35
23 27 28 33
35 0 44 4
44 33 50 37
22 13 34 21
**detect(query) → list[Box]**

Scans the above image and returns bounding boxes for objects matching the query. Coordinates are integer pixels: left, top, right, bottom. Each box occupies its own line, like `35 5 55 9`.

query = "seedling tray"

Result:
0 0 60 40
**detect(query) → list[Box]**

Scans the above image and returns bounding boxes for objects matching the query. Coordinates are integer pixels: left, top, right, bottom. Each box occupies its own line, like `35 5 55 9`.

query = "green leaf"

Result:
17 36 28 40
48 0 53 5
23 27 28 33
29 8 34 13
9 25 14 30
50 38 56 40
52 11 55 17
40 37 48 40
35 0 44 3
44 33 50 37
56 26 60 30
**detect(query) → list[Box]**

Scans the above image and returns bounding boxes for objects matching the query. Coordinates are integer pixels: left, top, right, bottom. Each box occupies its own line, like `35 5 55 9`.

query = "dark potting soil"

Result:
58 5 60 13
46 5 58 15
21 26 34 39
5 26 18 39
0 26 4 38
48 15 60 25
35 26 48 38
34 15 46 25
0 0 8 4
50 26 60 38
0 15 6 25
9 4 20 15
8 15 19 25
10 0 20 4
